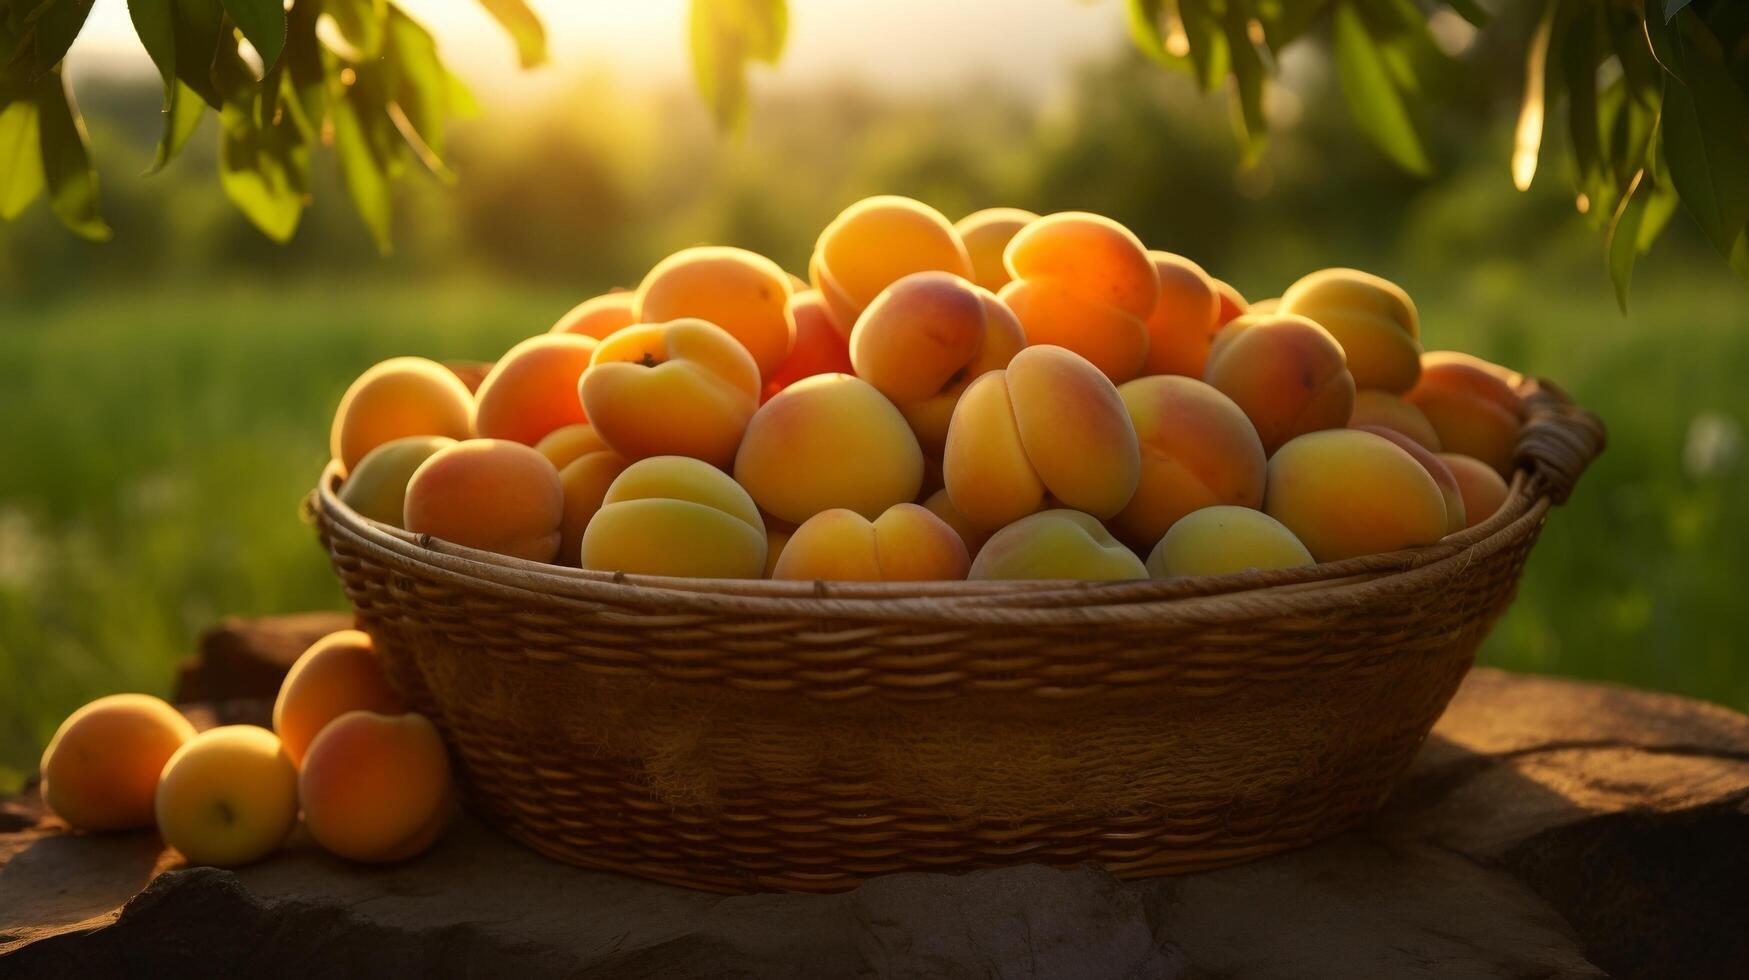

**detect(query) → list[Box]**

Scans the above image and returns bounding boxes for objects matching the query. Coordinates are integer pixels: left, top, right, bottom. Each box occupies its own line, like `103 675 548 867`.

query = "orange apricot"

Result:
580 318 761 468
999 212 1159 382
812 196 974 337
1110 375 1267 551
1202 313 1356 454
299 711 451 863
473 334 598 446
1440 452 1511 529
1140 251 1222 377
1406 351 1526 478
635 246 795 380
1279 268 1423 394
1354 425 1466 533
272 629 404 769
555 449 631 566
533 422 610 470
764 289 854 402
955 206 1037 292
549 291 637 339
442 360 493 394
1211 278 1248 327
330 357 475 476
40 694 197 831
1264 428 1448 562
403 439 565 562
921 487 990 557
771 503 969 581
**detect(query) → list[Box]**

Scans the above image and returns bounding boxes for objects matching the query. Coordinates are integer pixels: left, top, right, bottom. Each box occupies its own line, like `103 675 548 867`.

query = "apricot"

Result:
581 456 767 578
329 357 475 476
635 246 795 380
1349 390 1440 452
1211 278 1248 327
1440 452 1511 529
473 334 598 446
734 374 925 524
811 196 974 337
1264 429 1448 562
850 272 1026 454
922 487 990 557
772 503 969 581
1354 425 1466 534
968 509 1147 581
955 207 1037 292
533 422 609 470
1279 268 1423 394
580 318 761 468
442 359 493 394
1406 351 1526 478
299 711 452 863
1202 313 1356 454
1110 375 1267 551
764 290 853 402
39 694 196 831
1146 505 1313 578
999 212 1159 382
337 435 455 527
155 726 298 868
556 449 631 566
549 290 637 339
1247 298 1280 315
403 439 565 562
272 630 405 769
943 345 1140 530
1140 252 1222 377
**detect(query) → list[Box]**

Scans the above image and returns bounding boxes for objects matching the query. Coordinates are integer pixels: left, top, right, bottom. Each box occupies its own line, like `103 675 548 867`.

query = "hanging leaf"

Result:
1177 0 1229 93
1255 0 1331 52
1333 0 1430 174
147 77 205 172
327 0 387 60
1606 168 1649 312
127 0 177 88
1513 0 1558 191
1564 7 1605 199
218 0 285 70
476 0 546 68
331 85 393 254
31 0 96 73
384 7 451 165
1222 0 1267 165
691 0 789 130
1653 14 1749 260
31 71 109 240
1125 0 1171 64
0 97 45 219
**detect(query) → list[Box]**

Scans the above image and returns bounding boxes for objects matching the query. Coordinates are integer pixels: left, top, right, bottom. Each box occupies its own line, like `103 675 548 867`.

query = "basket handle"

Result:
1515 379 1606 505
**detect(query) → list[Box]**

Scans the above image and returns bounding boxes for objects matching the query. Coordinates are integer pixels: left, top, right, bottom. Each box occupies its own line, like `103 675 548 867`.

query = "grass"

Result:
1 266 1745 790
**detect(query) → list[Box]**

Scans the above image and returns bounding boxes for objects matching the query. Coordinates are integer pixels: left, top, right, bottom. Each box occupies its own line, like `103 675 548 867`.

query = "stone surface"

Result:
4 616 1748 978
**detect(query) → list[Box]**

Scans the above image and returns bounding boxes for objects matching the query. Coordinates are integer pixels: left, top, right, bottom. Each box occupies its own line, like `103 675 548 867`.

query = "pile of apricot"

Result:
331 196 1524 584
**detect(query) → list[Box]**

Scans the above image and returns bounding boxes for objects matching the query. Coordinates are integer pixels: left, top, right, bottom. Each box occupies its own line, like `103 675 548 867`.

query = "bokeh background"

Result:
2 0 1745 790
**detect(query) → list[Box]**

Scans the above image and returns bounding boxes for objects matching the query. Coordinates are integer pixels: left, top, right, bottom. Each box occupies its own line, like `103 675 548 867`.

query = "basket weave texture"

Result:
313 382 1604 893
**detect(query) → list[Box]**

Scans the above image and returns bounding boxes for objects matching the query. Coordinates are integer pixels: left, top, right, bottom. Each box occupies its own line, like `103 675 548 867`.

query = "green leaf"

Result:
331 85 393 254
384 7 449 163
218 0 284 70
1638 177 1680 252
1655 14 1749 259
1124 0 1171 64
170 0 227 109
1564 8 1604 195
1606 169 1648 312
689 0 788 129
476 0 545 68
1512 0 1557 191
1730 227 1749 278
127 0 177 88
32 0 96 72
1177 0 1228 93
147 76 204 172
1663 1 1694 22
31 71 109 240
1443 0 1487 27
0 97 45 219
327 0 386 59
218 92 306 241
1222 0 1267 164
1256 0 1330 52
1332 0 1430 175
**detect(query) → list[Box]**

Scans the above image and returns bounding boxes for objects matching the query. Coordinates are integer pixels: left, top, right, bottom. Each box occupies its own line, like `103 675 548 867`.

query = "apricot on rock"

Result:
40 694 197 831
1279 268 1423 394
764 289 854 402
403 439 565 562
272 629 405 768
955 207 1037 292
1146 505 1313 578
1264 428 1448 562
635 246 795 380
1440 452 1511 529
968 509 1147 581
1354 424 1466 534
850 271 1026 454
1140 251 1222 377
1406 351 1526 478
582 456 767 578
299 711 452 863
1202 313 1356 454
580 318 761 468
943 345 1140 530
155 725 298 868
337 435 456 527
556 449 632 566
473 334 598 446
1349 390 1440 452
533 422 609 471
549 291 637 339
330 357 475 476
1110 375 1267 551
922 487 990 557
734 374 925 524
998 212 1159 382
772 503 969 581
812 196 974 337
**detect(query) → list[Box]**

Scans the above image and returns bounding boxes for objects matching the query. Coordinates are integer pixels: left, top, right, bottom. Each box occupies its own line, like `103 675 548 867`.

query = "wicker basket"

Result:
311 381 1604 893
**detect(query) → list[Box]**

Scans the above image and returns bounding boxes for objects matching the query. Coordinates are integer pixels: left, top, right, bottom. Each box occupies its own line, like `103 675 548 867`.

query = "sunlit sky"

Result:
69 0 1129 100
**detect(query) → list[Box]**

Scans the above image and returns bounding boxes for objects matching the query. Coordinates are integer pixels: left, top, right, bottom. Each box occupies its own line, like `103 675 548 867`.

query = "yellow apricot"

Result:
1279 268 1423 394
955 207 1037 292
1146 505 1313 578
580 318 761 468
549 291 638 339
581 456 767 578
636 246 796 380
1264 429 1448 562
968 509 1147 581
338 435 457 527
772 503 969 581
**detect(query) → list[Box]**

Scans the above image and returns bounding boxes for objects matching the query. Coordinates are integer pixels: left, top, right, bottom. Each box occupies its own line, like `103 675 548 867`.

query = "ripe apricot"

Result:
338 435 456 527
556 449 631 566
272 630 405 769
1279 268 1422 394
1203 313 1356 454
764 289 854 402
549 291 637 339
330 357 475 476
1146 505 1313 578
999 212 1159 382
922 487 990 557
955 207 1037 292
772 503 969 581
636 246 795 380
299 711 452 863
1140 252 1222 377
1355 425 1466 534
155 726 298 867
40 694 197 831
1264 429 1448 562
1211 278 1248 327
1349 390 1440 452
1406 351 1526 478
582 456 767 578
812 196 974 337
580 318 761 468
442 359 493 394
1111 376 1267 551
403 439 565 562
1440 452 1511 529
533 422 609 470
734 374 925 525
473 334 598 446
851 272 1026 454
968 509 1147 581
943 345 1141 530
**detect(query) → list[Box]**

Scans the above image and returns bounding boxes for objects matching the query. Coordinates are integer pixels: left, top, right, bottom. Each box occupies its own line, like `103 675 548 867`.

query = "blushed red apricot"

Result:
473 334 598 446
272 629 404 769
1406 351 1526 478
1355 425 1466 534
299 711 451 863
764 290 853 402
403 439 565 562
1202 313 1356 455
1440 452 1511 529
1140 252 1222 377
999 212 1159 382
1111 376 1267 551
